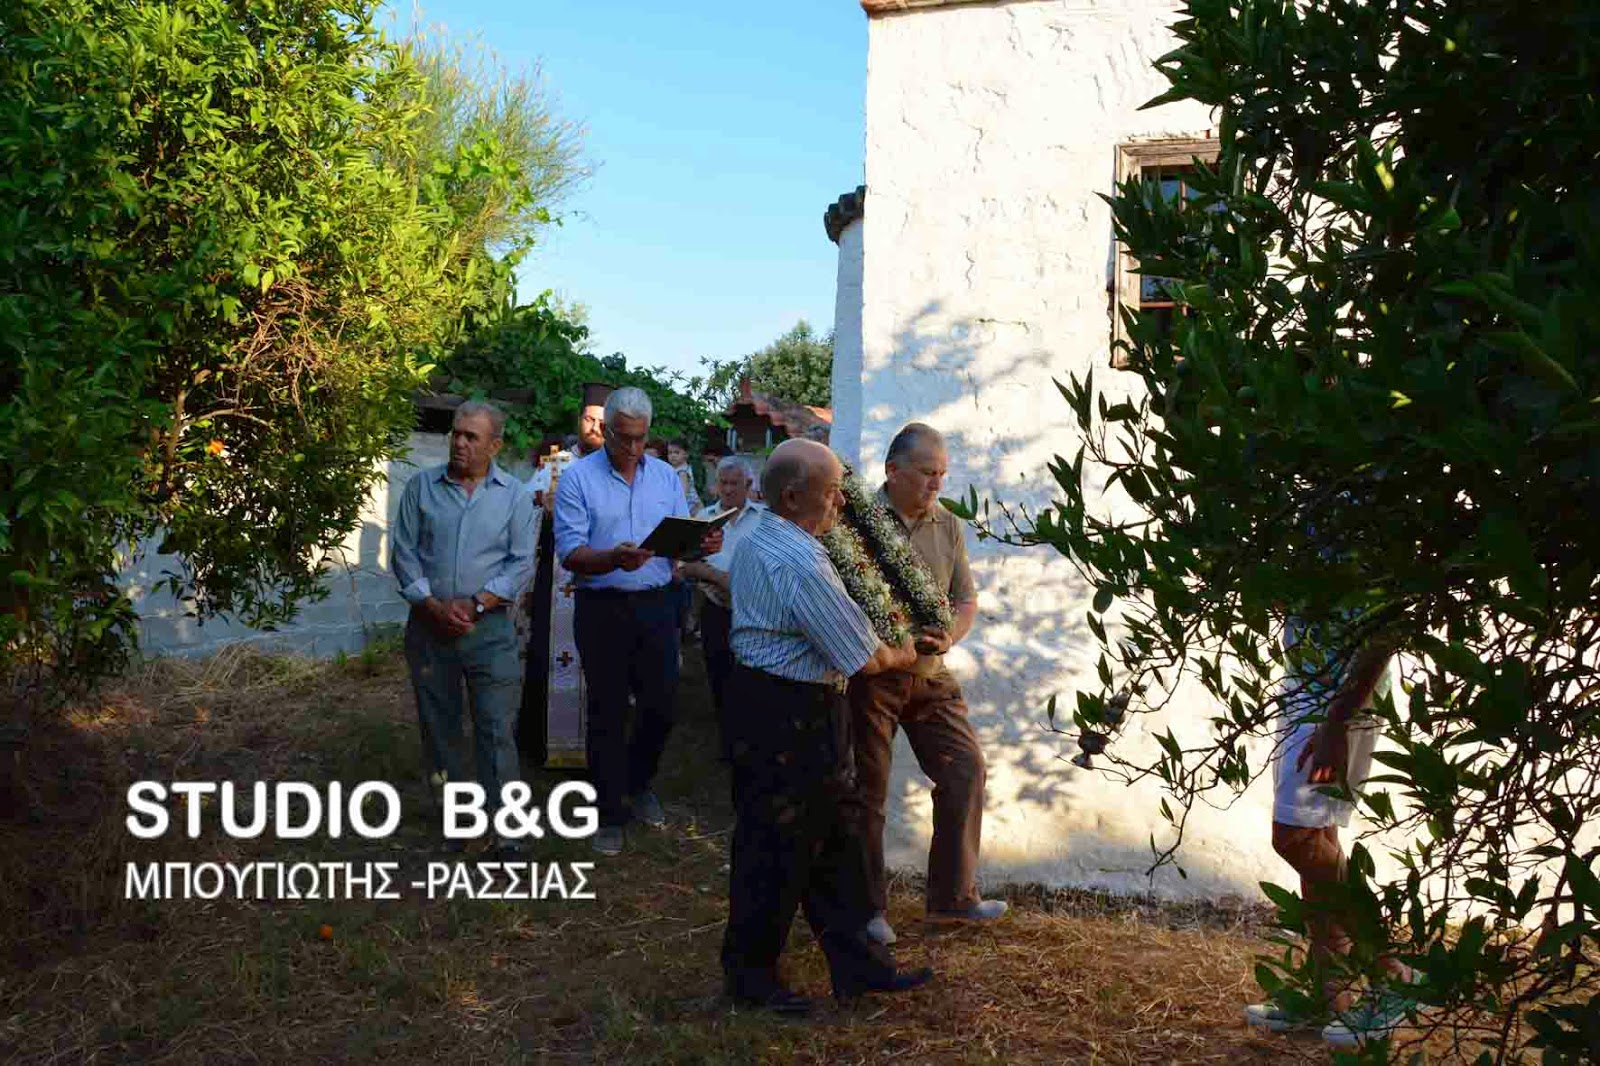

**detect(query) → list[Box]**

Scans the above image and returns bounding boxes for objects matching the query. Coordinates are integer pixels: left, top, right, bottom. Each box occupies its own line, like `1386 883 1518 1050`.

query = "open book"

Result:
639 507 736 560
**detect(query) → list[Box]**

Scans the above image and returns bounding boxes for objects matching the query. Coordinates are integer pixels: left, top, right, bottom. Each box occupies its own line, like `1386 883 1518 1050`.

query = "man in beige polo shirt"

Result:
850 423 1006 945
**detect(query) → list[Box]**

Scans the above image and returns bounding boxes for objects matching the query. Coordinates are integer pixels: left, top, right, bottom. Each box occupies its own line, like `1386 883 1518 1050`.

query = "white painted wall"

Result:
830 215 867 470
856 0 1294 899
122 433 451 658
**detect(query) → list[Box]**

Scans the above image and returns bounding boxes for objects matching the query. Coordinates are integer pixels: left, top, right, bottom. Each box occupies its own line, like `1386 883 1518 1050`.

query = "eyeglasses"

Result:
605 425 647 448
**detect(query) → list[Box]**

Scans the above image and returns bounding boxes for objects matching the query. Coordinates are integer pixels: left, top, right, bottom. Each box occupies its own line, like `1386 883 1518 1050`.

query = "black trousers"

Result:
699 599 735 756
573 585 680 826
720 665 897 996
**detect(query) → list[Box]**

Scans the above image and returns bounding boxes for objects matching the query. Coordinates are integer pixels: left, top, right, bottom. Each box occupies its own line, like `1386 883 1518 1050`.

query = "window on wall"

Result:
1110 138 1221 368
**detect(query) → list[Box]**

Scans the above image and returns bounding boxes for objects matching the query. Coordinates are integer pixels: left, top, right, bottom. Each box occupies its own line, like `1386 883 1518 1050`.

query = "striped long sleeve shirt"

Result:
729 508 881 684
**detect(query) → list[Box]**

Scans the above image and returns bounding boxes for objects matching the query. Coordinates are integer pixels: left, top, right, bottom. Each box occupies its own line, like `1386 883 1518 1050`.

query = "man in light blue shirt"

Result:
392 401 537 855
553 386 722 855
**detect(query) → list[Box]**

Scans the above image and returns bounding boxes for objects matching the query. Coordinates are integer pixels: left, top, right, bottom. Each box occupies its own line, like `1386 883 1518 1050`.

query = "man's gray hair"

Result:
717 455 754 482
604 386 653 425
455 400 507 440
885 421 945 465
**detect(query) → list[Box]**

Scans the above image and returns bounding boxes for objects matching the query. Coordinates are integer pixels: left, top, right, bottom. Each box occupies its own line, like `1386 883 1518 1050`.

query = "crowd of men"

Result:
390 384 1406 1039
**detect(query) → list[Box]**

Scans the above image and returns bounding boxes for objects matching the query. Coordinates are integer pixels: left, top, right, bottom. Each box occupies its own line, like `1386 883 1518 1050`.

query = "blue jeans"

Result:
404 609 523 811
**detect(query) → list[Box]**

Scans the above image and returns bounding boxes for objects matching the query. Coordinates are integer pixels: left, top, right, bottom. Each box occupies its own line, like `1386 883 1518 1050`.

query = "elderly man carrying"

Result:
850 423 1005 945
553 387 722 856
392 401 537 856
680 455 763 752
721 438 931 1015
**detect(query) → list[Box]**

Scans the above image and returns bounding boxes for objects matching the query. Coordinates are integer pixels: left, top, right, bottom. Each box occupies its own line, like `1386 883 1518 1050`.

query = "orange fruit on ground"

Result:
318 924 334 941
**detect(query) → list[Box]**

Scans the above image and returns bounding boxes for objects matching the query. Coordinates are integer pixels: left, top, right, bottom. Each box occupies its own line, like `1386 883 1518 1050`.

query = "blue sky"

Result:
388 1 868 379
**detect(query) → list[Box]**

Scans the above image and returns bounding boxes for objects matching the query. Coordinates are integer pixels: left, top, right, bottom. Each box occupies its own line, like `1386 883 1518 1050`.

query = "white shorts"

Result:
1271 689 1379 830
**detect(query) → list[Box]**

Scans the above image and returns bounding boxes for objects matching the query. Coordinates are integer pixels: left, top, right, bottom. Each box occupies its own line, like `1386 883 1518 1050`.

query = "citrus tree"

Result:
0 0 564 718
953 1 1599 1058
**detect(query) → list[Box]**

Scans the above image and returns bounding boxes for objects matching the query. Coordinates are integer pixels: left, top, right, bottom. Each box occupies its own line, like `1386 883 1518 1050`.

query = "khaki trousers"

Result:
847 669 985 914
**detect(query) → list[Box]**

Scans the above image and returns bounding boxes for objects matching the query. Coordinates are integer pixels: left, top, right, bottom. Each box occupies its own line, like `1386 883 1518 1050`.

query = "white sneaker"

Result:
865 914 898 945
591 826 624 856
930 899 1008 922
1244 1002 1318 1032
1322 990 1417 1048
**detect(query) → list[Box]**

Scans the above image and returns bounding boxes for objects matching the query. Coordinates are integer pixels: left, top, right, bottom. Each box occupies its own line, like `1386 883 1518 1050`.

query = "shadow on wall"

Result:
853 300 1280 900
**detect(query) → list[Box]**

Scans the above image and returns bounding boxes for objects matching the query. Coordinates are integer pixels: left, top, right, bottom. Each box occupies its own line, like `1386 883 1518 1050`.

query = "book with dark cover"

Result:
639 508 736 560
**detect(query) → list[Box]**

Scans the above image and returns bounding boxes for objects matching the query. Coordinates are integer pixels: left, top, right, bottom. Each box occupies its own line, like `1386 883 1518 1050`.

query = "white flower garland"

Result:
821 522 912 644
821 468 955 643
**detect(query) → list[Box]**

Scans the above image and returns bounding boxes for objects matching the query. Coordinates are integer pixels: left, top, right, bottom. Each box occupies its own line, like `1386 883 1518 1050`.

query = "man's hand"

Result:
611 542 654 572
889 636 920 671
914 625 953 656
858 636 920 676
1296 719 1349 786
424 597 475 639
680 561 729 592
699 527 724 557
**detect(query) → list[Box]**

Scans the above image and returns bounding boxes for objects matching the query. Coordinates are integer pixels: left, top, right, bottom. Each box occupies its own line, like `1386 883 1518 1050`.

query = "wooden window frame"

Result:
1111 137 1221 368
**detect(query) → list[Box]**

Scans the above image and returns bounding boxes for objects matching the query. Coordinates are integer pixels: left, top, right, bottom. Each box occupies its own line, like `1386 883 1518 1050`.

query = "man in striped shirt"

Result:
720 438 931 1015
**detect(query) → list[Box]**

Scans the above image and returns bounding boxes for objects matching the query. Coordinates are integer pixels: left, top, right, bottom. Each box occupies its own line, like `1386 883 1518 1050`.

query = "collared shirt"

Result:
730 509 881 684
880 485 977 676
695 500 766 607
553 448 689 591
391 463 538 605
878 486 976 605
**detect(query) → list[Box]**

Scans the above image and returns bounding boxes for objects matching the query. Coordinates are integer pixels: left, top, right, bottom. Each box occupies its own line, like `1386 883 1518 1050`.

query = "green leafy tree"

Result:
701 320 834 409
954 1 1599 1057
600 353 723 455
0 0 559 720
436 291 596 453
439 295 721 463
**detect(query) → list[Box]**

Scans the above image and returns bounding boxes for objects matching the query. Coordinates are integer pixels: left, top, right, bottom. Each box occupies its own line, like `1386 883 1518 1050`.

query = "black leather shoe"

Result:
835 965 934 1003
723 979 814 1016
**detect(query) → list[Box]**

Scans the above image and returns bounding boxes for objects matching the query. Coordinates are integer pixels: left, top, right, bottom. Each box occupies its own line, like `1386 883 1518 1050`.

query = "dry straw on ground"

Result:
0 643 1461 1063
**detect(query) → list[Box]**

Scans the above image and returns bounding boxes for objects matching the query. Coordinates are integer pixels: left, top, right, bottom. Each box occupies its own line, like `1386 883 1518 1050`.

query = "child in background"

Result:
667 440 698 510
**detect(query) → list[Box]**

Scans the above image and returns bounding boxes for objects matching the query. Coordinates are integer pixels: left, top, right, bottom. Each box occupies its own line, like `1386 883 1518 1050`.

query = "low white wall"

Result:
122 433 451 658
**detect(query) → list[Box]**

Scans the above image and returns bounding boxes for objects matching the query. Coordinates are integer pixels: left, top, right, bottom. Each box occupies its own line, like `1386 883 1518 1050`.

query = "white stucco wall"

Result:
830 216 867 469
122 432 451 658
856 0 1293 899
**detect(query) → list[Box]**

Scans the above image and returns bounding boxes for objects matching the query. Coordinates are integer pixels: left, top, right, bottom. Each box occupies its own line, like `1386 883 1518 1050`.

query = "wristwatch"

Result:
473 596 487 617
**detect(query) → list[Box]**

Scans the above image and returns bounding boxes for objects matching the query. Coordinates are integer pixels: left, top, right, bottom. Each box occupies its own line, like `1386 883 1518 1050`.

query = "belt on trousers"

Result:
573 584 670 601
734 663 848 697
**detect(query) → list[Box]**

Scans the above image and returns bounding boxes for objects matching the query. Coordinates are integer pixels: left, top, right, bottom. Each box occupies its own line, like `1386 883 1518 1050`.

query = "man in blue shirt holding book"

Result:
553 386 722 856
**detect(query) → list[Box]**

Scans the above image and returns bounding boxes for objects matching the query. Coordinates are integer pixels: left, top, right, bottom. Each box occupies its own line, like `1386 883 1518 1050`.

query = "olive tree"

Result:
954 1 1599 1058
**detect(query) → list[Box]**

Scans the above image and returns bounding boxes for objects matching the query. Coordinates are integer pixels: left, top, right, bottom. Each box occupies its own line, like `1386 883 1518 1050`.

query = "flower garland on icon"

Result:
821 469 954 644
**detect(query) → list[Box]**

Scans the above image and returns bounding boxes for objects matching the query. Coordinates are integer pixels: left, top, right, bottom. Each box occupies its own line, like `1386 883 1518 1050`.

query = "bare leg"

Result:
1272 822 1355 1011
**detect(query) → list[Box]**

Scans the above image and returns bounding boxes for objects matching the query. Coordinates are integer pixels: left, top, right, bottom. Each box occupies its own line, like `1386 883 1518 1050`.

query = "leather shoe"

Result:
835 965 934 1003
723 979 814 1016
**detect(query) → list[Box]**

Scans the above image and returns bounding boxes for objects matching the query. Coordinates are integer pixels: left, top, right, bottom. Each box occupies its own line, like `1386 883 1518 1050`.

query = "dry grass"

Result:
0 643 1420 1064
